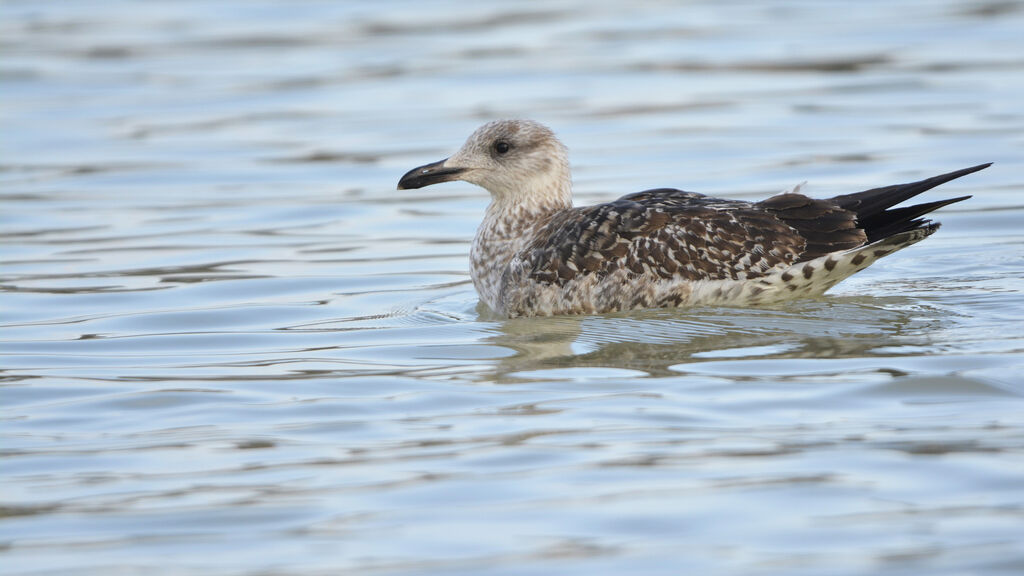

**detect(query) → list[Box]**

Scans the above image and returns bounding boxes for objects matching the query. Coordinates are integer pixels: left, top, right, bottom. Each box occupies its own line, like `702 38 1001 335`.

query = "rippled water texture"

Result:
3 1 1024 574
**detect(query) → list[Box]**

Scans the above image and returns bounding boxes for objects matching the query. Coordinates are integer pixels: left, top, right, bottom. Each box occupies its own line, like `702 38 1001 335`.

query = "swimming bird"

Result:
397 120 989 317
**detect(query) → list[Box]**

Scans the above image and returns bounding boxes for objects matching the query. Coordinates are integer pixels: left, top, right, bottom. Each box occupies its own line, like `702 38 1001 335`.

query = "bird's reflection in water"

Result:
482 295 950 381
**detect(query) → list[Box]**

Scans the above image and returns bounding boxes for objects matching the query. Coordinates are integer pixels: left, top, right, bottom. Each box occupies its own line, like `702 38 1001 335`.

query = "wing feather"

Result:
516 189 812 285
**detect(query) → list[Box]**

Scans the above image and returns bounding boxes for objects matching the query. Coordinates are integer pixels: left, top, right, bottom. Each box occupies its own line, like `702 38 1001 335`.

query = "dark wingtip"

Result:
832 162 991 215
900 162 991 190
858 193 974 243
956 162 993 176
943 194 973 205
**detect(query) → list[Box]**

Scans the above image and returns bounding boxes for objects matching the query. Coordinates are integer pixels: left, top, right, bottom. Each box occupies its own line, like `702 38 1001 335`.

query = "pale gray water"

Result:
2 1 1024 574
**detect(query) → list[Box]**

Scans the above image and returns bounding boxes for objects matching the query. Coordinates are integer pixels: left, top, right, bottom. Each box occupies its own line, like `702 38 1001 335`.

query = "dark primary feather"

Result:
829 163 988 242
517 164 988 286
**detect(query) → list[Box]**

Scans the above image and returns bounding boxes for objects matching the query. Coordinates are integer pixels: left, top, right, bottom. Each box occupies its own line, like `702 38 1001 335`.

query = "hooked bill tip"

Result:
397 159 465 190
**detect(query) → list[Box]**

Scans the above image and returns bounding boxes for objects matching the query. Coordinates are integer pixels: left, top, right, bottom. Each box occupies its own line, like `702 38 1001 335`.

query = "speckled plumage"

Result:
398 120 988 317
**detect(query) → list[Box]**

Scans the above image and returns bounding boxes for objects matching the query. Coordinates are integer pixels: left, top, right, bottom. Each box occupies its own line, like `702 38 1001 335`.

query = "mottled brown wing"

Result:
755 193 866 261
518 189 812 285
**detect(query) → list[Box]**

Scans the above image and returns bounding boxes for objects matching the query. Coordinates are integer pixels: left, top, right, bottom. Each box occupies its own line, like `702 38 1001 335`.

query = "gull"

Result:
397 120 989 317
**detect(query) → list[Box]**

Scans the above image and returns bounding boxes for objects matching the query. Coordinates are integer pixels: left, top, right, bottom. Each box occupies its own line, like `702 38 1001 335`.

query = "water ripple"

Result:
3 1 1024 575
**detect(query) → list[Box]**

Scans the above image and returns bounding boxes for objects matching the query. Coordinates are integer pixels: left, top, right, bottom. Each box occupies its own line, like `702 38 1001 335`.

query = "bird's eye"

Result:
494 141 511 155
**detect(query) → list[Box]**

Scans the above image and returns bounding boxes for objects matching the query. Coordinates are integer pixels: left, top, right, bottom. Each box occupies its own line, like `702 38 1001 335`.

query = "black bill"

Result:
397 159 466 190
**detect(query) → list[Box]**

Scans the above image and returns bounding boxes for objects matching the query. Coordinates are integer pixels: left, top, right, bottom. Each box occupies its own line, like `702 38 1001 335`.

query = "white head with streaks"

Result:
398 119 572 211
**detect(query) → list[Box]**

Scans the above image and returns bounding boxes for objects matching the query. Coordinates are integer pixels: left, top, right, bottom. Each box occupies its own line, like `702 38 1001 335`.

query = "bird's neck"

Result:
470 189 571 312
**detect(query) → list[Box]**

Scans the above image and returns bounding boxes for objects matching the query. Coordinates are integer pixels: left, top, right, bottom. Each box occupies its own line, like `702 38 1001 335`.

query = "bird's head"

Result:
398 119 572 208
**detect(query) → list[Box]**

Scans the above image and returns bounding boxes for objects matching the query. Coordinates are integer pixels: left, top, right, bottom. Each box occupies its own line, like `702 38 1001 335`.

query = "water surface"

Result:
3 1 1024 574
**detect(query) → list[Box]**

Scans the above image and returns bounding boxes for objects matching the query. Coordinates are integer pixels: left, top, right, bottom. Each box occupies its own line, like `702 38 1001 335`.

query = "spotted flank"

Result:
688 225 942 308
398 119 989 317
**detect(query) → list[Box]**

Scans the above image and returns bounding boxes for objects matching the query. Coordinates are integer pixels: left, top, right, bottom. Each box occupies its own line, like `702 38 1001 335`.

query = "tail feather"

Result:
858 194 972 242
